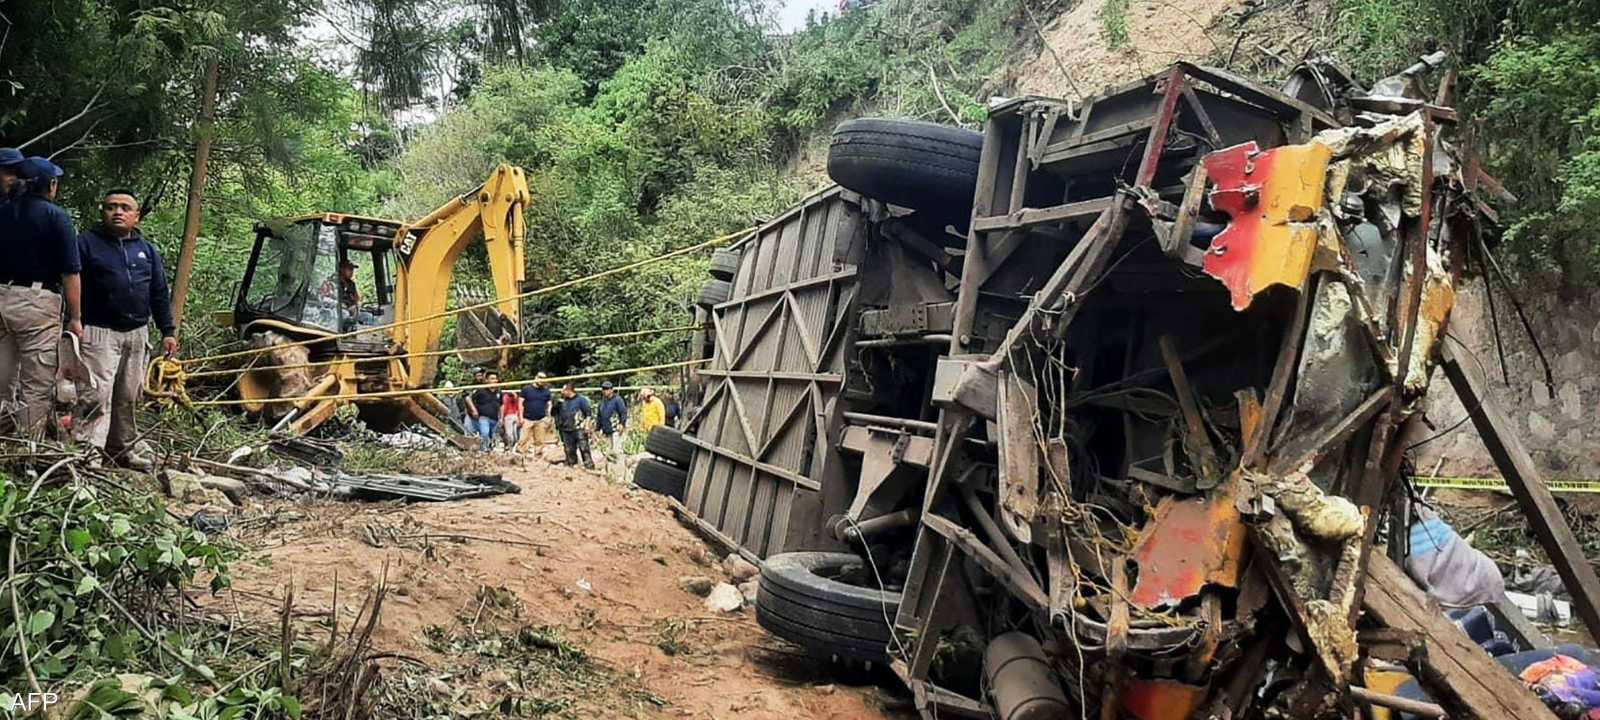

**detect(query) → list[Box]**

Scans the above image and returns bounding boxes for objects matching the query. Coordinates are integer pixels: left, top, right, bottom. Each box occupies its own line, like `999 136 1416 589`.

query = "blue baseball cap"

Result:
19 156 62 180
0 148 23 167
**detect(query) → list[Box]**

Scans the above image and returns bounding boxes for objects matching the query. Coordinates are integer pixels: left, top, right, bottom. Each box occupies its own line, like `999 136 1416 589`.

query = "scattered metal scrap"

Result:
326 471 518 502
675 55 1600 719
184 438 518 503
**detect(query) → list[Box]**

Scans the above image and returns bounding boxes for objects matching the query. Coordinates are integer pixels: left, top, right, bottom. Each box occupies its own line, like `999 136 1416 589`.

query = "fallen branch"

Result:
46 116 107 160
923 59 967 129
8 536 44 696
58 468 217 680
392 532 548 548
1020 0 1082 99
19 85 107 150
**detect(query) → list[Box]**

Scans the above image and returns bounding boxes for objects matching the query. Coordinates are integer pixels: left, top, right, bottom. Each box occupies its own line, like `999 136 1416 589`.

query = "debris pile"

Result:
674 57 1600 719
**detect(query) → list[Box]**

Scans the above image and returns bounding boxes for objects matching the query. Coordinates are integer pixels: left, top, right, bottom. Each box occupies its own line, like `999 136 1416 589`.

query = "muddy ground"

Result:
203 455 907 719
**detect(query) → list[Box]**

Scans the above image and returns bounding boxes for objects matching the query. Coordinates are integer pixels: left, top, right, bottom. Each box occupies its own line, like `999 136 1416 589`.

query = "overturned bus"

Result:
643 57 1579 720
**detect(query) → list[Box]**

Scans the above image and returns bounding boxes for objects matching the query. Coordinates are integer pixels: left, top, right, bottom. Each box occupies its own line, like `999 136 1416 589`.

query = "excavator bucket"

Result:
454 286 521 368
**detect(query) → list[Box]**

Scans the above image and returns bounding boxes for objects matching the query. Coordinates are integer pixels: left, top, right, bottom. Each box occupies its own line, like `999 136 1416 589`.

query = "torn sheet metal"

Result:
997 370 1041 543
330 472 520 502
1129 479 1247 609
1201 141 1333 310
1247 462 1364 685
1316 112 1428 219
1315 111 1456 392
1275 279 1385 462
1254 461 1363 542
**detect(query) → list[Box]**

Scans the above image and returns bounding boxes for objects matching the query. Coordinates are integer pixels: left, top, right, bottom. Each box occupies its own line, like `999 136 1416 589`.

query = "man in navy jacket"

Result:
553 383 595 469
76 189 176 468
596 380 628 461
0 156 81 439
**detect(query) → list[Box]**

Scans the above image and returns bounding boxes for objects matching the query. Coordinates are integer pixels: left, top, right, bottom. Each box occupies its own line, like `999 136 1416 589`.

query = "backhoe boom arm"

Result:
391 164 530 388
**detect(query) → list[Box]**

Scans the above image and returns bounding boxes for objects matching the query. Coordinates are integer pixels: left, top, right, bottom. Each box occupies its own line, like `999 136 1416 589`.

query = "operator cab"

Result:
233 214 415 353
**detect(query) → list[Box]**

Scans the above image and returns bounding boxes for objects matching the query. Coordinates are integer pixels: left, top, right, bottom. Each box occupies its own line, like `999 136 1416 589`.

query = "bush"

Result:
0 469 232 684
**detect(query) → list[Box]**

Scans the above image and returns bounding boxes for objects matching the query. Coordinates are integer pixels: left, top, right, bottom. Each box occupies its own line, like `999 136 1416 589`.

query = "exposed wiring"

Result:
1474 232 1554 393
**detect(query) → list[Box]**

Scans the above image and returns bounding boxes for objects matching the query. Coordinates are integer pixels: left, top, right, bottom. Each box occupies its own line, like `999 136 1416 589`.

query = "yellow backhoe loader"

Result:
219 164 530 440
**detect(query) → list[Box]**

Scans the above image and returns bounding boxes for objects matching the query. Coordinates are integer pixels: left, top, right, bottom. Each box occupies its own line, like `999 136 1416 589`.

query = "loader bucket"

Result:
454 286 521 367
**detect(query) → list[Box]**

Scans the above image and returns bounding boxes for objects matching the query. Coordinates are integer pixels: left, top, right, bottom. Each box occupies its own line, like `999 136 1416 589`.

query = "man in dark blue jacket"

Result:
596 380 628 461
553 383 595 469
76 189 176 468
0 156 82 439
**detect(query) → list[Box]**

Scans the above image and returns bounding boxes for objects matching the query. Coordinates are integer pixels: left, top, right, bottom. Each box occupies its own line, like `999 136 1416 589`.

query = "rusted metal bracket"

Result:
1164 163 1209 259
1176 63 1340 129
837 424 934 521
1135 67 1188 188
931 356 999 420
923 513 1049 609
1028 103 1066 169
1100 558 1130 720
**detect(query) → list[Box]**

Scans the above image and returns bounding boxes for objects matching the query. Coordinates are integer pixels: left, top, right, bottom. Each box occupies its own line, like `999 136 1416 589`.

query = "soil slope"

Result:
211 458 903 718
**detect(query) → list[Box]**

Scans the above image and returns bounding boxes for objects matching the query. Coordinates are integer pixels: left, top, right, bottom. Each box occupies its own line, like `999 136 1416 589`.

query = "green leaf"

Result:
65 527 93 552
35 655 65 676
77 575 100 596
163 683 195 704
281 694 302 719
78 682 138 714
27 608 54 635
110 517 132 537
105 633 127 660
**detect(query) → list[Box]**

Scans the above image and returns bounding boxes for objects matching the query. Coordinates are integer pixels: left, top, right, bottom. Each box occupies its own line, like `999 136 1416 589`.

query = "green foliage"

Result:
1336 0 1600 292
1474 32 1600 290
765 0 1021 136
167 685 304 720
533 0 766 90
0 475 233 683
379 58 798 382
363 0 1035 383
1099 0 1131 49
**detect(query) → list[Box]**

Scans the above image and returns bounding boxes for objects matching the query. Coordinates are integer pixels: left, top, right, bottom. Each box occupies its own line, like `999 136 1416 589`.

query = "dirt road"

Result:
214 456 902 718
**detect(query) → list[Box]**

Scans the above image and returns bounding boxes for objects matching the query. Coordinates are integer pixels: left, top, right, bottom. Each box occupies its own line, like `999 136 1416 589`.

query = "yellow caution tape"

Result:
186 359 710 407
180 324 704 380
1412 476 1600 494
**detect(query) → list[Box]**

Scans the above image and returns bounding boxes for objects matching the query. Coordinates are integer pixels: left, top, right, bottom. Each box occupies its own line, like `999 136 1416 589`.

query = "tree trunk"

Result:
171 59 221 334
